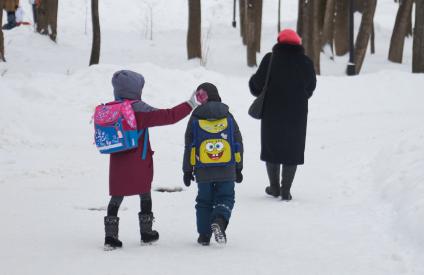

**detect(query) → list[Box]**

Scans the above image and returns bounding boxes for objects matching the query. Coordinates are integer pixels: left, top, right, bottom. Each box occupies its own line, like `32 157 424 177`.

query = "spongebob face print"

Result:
199 118 228 134
191 117 239 167
199 139 231 164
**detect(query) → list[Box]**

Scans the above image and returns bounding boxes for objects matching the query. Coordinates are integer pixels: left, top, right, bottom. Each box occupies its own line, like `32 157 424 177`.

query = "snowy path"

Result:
1 65 423 275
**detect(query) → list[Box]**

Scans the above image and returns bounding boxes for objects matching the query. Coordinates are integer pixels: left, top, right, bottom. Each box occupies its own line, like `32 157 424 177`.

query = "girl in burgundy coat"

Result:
104 70 207 250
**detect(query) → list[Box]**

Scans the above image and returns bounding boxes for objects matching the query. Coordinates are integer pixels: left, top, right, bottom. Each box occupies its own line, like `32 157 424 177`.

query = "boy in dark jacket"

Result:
182 83 243 245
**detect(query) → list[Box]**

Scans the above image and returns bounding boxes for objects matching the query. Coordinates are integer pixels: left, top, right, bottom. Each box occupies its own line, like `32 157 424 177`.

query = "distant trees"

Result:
89 0 101 66
277 0 281 32
187 0 202 59
413 0 424 73
232 0 237 28
254 0 263 53
0 0 422 73
35 0 58 42
300 0 322 74
0 0 4 62
246 0 257 66
321 0 336 54
239 0 263 67
387 0 424 73
354 0 377 74
239 0 246 45
334 0 349 56
388 0 413 63
187 0 263 67
297 0 327 74
296 0 381 74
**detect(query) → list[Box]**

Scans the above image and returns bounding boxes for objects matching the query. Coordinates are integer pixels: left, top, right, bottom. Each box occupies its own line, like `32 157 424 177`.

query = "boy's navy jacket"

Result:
183 101 243 183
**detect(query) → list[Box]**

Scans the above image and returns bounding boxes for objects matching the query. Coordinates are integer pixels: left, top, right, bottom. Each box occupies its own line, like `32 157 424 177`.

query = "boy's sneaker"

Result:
280 189 293 201
211 217 227 245
265 186 280 197
197 234 211 246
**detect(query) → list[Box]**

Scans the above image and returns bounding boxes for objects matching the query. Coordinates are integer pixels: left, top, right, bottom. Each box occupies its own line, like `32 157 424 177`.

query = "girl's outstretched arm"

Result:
135 102 192 129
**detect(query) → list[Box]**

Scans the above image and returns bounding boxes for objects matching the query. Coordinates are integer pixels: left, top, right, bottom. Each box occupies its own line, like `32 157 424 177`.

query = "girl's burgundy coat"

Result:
109 102 192 196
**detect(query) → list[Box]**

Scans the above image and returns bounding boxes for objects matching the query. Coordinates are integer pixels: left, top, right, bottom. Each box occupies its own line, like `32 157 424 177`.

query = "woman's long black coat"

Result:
249 44 316 165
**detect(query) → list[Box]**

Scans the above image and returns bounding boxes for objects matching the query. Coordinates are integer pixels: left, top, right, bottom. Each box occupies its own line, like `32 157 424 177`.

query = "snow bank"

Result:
2 63 424 274
372 136 424 258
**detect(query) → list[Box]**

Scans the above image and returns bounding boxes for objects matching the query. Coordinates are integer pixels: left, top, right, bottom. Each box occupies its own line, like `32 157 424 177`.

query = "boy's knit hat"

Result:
112 70 145 100
277 29 302 45
196 82 221 102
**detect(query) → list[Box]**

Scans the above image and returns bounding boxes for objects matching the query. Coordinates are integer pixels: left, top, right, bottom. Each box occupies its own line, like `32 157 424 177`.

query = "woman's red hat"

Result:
277 29 302 45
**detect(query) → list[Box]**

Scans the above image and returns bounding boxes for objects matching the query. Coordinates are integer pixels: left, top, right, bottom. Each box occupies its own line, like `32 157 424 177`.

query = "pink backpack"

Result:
93 100 148 157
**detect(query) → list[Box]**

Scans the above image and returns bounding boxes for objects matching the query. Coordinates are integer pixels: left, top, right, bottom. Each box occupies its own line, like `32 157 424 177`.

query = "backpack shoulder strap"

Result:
191 118 199 145
141 128 149 160
227 116 236 150
228 115 242 163
190 118 199 166
136 128 149 160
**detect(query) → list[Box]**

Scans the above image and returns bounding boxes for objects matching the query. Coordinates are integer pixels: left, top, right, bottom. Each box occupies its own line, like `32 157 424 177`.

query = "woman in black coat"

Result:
249 29 316 200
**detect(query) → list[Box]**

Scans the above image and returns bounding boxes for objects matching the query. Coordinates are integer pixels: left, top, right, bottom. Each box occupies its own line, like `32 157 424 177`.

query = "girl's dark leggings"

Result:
265 162 297 191
107 192 152 216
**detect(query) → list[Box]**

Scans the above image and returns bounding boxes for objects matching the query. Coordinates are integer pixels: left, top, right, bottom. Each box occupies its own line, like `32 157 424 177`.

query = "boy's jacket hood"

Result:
193 101 229 120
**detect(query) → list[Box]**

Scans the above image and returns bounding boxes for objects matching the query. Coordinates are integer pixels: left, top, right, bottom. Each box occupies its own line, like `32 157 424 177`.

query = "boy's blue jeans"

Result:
195 181 235 236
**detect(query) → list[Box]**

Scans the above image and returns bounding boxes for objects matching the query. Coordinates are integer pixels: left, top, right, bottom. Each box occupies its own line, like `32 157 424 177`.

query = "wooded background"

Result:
189 0 423 74
1 0 423 74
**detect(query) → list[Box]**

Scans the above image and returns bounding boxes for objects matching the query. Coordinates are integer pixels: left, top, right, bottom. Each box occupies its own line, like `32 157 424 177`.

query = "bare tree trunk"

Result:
246 0 257 67
89 0 101 66
334 0 349 56
187 0 202 59
303 0 322 74
346 0 356 75
47 0 58 42
406 5 413 37
388 0 413 63
0 0 5 62
370 22 375 54
321 0 336 49
319 0 327 30
297 0 304 36
240 0 247 45
354 0 366 12
312 0 322 74
36 1 49 35
413 0 424 73
278 0 281 32
302 0 312 56
254 0 262 53
36 0 58 42
232 0 237 27
354 0 377 74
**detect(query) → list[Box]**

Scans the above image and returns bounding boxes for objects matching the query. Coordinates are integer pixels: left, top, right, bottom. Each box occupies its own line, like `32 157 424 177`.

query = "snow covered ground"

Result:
1 1 423 274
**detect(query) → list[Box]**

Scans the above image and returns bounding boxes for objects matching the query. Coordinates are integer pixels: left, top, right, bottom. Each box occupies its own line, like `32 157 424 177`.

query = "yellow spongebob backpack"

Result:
190 117 241 168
